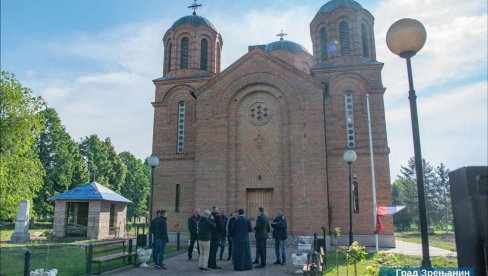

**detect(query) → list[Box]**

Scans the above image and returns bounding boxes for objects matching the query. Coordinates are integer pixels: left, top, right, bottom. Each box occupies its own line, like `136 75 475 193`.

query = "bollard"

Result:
24 250 31 276
128 239 133 264
86 243 93 275
313 233 318 251
177 232 180 251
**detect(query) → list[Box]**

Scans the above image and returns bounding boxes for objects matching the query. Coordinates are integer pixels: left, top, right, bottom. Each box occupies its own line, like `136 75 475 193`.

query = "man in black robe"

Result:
231 209 253 271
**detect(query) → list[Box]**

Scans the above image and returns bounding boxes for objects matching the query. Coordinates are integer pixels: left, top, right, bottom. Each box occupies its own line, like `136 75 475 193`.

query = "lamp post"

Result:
147 154 160 248
343 149 357 246
386 18 431 268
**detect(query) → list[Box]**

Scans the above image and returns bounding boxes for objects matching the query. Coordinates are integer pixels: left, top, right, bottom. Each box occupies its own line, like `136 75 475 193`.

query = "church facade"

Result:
151 0 394 246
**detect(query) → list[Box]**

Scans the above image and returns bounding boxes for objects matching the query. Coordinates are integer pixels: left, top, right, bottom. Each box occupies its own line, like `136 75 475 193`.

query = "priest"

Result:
230 209 253 271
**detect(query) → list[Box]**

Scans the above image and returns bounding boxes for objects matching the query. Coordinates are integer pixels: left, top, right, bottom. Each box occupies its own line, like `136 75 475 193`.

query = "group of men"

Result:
187 206 288 272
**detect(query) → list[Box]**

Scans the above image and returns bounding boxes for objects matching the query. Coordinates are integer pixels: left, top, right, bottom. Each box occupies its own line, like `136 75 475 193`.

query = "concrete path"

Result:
379 240 457 257
105 246 303 276
105 240 456 275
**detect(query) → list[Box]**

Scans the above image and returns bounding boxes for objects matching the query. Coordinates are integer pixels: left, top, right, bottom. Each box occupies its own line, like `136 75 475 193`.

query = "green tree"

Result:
0 71 46 220
393 157 452 230
78 135 126 192
392 178 415 230
392 177 417 229
435 163 452 233
35 108 89 219
119 152 150 219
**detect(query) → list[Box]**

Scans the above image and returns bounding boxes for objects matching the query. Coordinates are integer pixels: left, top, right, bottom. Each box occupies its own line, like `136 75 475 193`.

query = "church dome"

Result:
265 40 309 54
316 0 363 15
171 14 217 31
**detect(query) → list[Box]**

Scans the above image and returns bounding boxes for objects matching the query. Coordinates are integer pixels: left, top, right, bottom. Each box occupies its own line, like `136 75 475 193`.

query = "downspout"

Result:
322 81 332 234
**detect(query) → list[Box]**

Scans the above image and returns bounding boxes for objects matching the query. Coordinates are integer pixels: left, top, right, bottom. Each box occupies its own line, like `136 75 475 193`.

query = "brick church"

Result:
151 0 394 246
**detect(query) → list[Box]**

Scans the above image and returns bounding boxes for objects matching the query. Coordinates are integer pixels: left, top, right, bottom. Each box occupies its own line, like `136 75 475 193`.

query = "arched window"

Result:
320 27 328 62
180 37 189 69
167 42 172 73
176 101 186 153
361 24 369 58
175 184 180 213
344 91 356 148
353 181 359 213
200 38 208 70
339 22 350 56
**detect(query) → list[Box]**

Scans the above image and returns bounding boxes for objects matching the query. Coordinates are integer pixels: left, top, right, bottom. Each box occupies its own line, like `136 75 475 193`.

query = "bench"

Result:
85 239 137 275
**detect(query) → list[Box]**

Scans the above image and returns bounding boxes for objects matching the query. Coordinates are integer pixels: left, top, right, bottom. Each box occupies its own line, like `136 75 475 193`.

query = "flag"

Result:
374 205 406 234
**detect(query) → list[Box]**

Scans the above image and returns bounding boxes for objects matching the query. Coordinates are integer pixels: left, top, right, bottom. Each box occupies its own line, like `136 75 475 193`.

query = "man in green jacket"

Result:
198 210 216 272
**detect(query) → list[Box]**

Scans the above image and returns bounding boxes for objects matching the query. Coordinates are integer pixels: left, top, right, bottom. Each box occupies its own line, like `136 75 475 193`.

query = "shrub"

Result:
43 230 55 240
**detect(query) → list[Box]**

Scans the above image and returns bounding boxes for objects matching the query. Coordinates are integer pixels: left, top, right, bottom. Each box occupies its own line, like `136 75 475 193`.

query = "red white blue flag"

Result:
375 205 406 234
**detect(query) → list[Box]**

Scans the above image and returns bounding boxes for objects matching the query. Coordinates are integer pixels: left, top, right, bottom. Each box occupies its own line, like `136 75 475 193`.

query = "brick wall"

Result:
151 8 394 247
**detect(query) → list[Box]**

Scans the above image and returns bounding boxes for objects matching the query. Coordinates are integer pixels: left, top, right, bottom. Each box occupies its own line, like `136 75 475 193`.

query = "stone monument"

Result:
10 199 30 243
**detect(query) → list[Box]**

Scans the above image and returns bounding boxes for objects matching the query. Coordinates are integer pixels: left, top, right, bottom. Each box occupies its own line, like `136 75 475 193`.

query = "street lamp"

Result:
147 154 160 248
343 149 357 246
386 18 431 268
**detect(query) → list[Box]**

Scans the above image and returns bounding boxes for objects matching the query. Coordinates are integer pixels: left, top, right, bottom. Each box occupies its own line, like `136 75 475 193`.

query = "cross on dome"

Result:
276 30 287 41
188 0 202 15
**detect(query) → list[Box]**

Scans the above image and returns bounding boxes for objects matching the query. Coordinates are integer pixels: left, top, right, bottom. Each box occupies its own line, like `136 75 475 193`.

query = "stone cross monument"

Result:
10 199 30 243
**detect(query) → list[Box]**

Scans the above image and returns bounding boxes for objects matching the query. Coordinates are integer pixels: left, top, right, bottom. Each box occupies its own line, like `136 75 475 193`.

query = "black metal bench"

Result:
85 239 136 275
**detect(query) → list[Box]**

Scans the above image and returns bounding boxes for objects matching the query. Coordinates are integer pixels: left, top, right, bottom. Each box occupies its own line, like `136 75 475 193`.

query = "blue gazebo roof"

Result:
49 181 132 203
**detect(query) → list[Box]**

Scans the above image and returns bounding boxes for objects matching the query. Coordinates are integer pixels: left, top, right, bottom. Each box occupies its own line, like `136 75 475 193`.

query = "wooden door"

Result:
246 188 273 221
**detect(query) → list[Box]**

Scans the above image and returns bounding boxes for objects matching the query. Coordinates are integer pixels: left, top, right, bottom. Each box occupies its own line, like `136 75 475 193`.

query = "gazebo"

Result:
49 181 131 239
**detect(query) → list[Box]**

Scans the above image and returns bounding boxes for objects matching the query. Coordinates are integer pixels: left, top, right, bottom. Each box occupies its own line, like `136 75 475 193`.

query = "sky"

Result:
2 0 487 179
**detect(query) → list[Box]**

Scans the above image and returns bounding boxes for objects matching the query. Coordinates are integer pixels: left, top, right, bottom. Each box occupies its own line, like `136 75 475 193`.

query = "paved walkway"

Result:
379 240 456 257
105 247 303 276
105 241 456 275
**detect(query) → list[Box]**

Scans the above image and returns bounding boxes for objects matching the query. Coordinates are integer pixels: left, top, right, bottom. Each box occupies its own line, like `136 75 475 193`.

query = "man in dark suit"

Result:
253 207 270 268
230 209 253 271
187 208 200 260
208 206 222 269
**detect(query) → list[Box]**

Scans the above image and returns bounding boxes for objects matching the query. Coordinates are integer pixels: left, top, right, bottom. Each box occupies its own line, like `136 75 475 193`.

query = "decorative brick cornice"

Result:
157 153 195 161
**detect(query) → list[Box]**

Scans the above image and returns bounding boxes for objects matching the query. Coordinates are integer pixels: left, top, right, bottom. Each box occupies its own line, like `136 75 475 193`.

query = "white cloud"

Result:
209 5 315 68
374 0 488 101
33 22 167 159
387 81 488 178
18 0 486 179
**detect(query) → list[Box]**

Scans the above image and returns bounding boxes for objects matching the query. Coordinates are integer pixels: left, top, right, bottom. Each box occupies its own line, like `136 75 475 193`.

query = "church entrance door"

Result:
246 188 273 221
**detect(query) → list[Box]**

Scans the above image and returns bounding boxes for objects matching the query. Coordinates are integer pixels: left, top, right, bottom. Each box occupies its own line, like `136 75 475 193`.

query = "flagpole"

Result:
366 94 379 252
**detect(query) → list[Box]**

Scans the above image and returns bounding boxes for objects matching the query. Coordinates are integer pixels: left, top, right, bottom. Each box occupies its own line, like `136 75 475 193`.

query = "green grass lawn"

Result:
0 241 177 275
1 229 51 243
323 251 457 275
